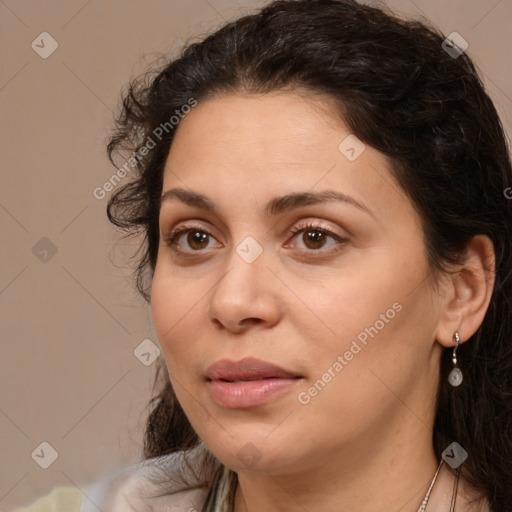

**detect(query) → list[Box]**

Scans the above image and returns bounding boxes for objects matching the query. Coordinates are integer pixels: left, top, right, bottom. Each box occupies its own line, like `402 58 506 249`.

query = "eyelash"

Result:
163 222 347 257
287 222 346 249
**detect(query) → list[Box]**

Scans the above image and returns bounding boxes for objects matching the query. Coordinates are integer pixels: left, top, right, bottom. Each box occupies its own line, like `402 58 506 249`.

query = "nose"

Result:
207 246 282 334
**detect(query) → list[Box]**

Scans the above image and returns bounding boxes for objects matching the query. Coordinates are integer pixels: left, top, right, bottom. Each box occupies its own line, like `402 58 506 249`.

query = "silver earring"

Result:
448 332 463 387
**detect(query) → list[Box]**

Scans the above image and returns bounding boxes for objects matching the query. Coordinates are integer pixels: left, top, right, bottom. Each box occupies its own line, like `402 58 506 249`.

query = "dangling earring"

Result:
448 332 463 387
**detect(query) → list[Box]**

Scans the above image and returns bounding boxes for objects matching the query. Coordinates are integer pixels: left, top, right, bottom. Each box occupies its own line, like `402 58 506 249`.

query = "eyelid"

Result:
285 219 347 241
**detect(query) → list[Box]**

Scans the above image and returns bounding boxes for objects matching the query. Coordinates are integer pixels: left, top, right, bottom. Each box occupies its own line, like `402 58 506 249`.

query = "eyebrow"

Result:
160 187 375 218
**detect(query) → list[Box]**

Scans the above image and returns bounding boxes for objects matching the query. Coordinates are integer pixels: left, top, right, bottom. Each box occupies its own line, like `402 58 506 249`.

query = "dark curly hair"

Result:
106 0 512 510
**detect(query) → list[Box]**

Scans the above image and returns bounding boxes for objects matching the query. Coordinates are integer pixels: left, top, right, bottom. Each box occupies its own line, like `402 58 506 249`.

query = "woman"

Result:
14 0 511 511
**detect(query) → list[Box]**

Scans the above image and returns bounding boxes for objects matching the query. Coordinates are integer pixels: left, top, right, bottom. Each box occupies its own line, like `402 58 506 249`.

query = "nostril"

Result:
211 318 223 330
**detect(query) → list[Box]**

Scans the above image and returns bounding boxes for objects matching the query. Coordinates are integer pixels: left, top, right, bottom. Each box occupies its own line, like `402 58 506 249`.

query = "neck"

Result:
233 423 440 512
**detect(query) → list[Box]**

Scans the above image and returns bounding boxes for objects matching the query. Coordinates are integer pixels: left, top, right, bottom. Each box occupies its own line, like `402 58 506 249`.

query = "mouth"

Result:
217 376 285 382
205 357 302 382
205 357 303 408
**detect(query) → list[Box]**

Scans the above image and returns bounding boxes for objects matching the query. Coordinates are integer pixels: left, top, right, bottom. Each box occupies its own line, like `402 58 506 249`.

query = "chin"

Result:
199 428 299 474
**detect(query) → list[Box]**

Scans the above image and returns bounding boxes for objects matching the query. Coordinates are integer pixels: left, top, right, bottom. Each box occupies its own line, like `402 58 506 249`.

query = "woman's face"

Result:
151 90 446 475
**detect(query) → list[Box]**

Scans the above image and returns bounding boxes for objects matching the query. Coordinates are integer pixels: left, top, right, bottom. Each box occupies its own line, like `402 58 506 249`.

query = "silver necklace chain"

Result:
219 458 460 511
416 459 460 512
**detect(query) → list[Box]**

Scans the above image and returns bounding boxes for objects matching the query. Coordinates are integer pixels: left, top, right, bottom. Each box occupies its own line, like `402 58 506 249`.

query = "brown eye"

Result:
302 230 327 250
288 222 346 252
164 227 220 253
186 231 210 250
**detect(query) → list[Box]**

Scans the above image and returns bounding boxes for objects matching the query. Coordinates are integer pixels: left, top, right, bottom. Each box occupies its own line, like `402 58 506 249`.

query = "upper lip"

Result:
205 357 302 382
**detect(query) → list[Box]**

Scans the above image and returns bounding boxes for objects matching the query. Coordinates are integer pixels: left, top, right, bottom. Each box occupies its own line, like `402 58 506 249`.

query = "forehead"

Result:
166 91 342 163
160 91 408 222
166 92 353 175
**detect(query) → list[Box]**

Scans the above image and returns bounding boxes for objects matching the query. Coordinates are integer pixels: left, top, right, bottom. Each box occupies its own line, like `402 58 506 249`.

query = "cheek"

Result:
295 260 404 353
150 266 205 370
296 249 438 390
291 298 432 450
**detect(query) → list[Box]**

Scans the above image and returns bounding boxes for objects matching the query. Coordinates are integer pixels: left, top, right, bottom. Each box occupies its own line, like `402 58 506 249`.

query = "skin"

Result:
150 89 494 512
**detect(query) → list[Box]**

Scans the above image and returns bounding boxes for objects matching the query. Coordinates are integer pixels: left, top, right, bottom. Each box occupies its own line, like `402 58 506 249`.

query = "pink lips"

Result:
205 357 303 408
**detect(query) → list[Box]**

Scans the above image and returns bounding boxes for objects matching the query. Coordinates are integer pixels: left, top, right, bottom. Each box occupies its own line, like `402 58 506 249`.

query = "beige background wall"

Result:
1 0 510 509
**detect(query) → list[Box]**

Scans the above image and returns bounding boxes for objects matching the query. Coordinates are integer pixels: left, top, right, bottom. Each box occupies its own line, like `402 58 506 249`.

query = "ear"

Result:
435 235 495 348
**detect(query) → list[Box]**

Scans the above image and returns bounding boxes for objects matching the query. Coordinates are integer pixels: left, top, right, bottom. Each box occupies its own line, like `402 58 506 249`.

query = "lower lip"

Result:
207 378 302 408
